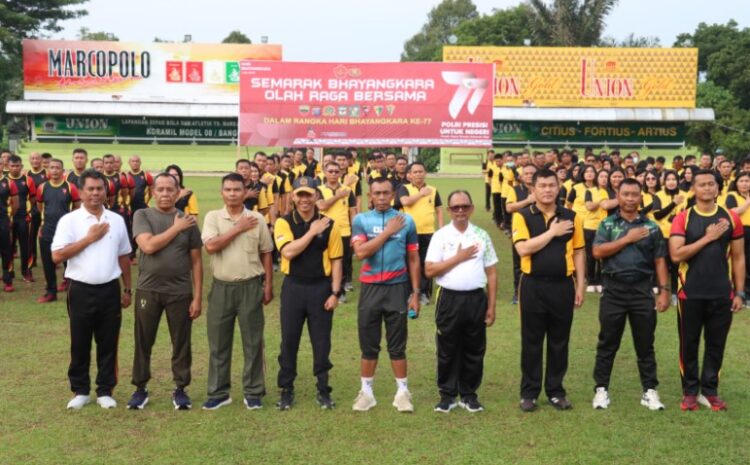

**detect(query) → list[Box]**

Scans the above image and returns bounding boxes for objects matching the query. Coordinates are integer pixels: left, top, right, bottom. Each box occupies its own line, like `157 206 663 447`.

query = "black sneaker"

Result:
201 395 232 410
276 389 294 410
127 389 149 410
548 396 573 410
459 397 484 413
316 391 336 410
434 396 457 413
172 388 192 410
519 398 537 412
244 396 263 410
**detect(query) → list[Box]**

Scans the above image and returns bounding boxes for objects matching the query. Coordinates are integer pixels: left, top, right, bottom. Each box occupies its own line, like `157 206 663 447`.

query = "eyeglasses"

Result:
448 204 472 212
327 170 340 174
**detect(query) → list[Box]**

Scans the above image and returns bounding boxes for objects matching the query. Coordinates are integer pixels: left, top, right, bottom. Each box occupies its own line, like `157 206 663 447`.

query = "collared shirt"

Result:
512 204 585 277
37 180 80 238
594 212 666 282
425 222 498 291
317 183 356 237
51 207 131 284
397 183 442 234
202 207 273 281
274 209 343 278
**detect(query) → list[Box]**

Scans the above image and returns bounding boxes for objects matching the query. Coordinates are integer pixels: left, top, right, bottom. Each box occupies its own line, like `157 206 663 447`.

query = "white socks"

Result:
361 377 374 396
396 377 408 393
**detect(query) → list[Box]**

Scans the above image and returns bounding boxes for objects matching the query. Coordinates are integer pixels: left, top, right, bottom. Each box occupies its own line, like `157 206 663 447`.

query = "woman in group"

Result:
603 168 625 216
720 171 750 292
640 170 661 219
243 161 269 216
582 169 611 292
652 170 687 304
166 164 199 217
567 164 597 215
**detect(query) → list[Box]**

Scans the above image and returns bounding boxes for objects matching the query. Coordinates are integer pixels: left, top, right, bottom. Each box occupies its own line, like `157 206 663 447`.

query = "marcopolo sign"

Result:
493 121 686 144
23 40 282 103
443 46 698 108
33 115 238 140
239 61 495 147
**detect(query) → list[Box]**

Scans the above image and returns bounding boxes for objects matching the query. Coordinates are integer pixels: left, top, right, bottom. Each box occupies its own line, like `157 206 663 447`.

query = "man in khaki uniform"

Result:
201 173 274 410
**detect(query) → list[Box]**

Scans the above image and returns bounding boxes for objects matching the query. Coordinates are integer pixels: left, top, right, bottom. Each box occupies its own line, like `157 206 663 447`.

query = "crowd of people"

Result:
0 144 744 414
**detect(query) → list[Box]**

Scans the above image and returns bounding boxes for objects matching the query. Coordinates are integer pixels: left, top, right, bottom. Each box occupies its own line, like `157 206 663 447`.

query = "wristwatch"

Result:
333 289 343 298
123 288 132 295
737 291 746 301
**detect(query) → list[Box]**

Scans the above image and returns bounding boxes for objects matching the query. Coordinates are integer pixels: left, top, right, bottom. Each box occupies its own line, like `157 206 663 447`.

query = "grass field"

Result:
2 175 750 465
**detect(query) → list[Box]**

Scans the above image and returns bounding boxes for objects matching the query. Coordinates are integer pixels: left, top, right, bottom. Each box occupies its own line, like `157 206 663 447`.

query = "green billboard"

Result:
493 121 686 144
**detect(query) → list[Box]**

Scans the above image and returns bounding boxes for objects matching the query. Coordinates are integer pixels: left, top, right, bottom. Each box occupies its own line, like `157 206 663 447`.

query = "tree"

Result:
600 33 660 48
222 30 252 44
77 27 118 41
454 5 533 46
401 0 478 62
0 0 88 126
676 21 750 158
527 0 618 46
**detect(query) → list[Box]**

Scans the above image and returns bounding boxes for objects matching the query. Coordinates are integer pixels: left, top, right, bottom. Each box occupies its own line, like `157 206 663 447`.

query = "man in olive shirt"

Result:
591 179 670 411
201 173 274 410
127 173 203 410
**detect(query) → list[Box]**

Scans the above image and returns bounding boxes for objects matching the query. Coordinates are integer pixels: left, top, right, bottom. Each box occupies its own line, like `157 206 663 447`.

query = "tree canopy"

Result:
222 30 252 44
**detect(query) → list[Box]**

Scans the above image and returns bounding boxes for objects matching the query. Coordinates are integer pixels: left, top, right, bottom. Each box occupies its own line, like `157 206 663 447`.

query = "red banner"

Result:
239 61 494 147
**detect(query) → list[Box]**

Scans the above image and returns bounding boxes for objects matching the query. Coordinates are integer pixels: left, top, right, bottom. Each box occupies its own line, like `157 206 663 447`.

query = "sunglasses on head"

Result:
448 204 472 212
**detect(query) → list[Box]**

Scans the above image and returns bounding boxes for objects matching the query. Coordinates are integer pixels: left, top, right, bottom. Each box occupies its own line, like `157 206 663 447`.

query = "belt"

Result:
603 273 651 284
440 288 485 295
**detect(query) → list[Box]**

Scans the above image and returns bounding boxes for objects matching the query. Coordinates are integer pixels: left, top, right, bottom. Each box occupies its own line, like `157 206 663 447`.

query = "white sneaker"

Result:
96 395 117 409
641 389 665 411
352 391 377 411
392 390 414 413
696 394 711 408
595 285 603 293
592 387 610 409
586 285 596 293
66 394 91 410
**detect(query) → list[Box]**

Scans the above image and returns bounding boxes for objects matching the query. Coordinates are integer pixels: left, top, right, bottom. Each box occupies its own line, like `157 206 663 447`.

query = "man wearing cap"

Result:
201 173 274 410
273 176 343 410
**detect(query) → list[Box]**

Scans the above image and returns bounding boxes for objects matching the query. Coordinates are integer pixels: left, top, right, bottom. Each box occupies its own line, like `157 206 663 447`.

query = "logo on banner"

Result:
441 71 489 119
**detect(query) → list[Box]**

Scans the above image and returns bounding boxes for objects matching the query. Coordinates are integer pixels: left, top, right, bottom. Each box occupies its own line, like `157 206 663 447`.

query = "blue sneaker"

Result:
244 397 263 410
127 389 149 410
172 388 192 410
202 396 232 410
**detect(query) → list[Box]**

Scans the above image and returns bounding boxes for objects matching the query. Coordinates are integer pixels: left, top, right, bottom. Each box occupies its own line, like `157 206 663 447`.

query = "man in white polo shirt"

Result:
51 169 132 410
424 189 498 414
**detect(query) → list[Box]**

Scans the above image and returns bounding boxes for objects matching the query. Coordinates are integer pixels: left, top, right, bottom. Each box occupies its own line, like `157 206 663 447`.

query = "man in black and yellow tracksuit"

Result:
512 169 586 412
274 176 343 410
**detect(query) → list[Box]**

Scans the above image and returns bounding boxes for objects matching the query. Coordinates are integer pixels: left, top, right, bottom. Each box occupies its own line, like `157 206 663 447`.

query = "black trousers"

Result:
584 229 600 285
744 226 750 290
39 237 57 295
666 254 679 295
677 298 733 396
594 278 658 390
502 197 512 229
342 235 353 286
129 206 144 259
29 211 41 268
492 193 502 226
67 279 122 396
11 215 31 276
435 288 487 399
418 234 433 298
0 217 12 284
484 183 491 210
512 247 521 293
519 275 575 399
277 277 334 393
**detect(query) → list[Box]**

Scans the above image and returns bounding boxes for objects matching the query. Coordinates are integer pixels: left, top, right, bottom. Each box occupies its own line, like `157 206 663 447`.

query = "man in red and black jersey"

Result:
127 155 153 259
36 158 80 303
102 154 129 219
7 155 36 283
66 148 89 189
669 169 745 412
26 152 47 268
0 168 19 291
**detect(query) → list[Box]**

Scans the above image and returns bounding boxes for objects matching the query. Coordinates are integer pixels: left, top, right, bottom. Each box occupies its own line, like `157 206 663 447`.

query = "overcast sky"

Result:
55 0 749 61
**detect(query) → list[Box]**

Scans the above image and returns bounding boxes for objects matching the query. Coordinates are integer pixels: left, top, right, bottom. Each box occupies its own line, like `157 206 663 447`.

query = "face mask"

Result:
506 162 515 168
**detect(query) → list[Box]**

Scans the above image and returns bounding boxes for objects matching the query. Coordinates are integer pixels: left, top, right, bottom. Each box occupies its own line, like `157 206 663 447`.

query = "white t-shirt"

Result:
425 222 498 291
51 207 132 285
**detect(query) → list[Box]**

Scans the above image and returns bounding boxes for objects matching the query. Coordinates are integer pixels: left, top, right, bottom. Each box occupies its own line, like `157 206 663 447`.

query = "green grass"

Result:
2 175 750 465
